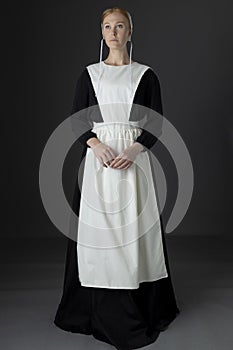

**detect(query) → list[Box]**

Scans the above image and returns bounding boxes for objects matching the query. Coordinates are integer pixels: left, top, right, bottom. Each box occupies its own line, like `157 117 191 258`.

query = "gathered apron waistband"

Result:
92 121 141 132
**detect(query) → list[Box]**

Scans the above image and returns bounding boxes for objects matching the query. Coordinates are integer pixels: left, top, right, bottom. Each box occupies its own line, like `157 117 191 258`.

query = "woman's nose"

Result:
110 28 117 35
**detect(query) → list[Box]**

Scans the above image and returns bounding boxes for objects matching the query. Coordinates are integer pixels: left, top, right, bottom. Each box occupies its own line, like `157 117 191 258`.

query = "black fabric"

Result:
54 64 180 349
70 68 98 147
132 68 163 149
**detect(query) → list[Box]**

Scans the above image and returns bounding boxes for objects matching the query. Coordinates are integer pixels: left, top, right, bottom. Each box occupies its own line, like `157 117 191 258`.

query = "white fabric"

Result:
77 61 168 289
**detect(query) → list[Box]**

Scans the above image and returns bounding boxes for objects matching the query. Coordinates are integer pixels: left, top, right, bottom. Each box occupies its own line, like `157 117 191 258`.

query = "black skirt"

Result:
54 149 180 350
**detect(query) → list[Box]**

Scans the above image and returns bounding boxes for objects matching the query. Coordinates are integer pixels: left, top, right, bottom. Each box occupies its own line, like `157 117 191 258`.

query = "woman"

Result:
54 7 180 349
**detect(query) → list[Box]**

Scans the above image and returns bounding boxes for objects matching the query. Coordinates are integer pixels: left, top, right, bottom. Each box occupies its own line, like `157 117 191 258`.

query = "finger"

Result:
102 150 114 164
102 153 112 164
102 157 109 166
104 160 112 167
117 160 132 169
103 156 114 166
109 157 120 167
123 162 133 169
108 158 115 164
110 158 123 167
107 150 117 163
112 159 128 168
109 153 125 166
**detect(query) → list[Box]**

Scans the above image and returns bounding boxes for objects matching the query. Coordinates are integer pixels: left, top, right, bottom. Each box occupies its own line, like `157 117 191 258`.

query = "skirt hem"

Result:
79 273 169 289
54 308 180 350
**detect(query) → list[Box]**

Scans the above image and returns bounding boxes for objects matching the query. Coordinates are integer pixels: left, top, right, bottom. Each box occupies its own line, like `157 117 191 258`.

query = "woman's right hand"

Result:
90 142 116 167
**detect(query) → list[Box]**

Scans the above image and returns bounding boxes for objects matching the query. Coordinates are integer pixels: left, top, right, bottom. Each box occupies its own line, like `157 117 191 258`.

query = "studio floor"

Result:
0 235 232 350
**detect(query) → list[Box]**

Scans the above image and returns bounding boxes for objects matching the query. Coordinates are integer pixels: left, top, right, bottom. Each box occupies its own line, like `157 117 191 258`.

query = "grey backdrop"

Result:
3 0 233 238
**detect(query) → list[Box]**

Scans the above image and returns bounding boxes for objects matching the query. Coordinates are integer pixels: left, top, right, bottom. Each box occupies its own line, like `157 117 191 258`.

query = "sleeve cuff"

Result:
78 130 97 147
135 129 158 151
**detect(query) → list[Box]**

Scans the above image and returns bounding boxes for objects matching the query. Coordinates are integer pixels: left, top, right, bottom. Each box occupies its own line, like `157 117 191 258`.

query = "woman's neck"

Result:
104 53 131 66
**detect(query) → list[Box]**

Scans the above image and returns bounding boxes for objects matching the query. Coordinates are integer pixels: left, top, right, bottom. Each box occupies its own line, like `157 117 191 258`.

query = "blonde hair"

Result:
101 7 133 33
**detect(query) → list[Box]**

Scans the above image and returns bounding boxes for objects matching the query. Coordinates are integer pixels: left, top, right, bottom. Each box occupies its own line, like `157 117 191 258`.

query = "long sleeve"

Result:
133 68 163 150
70 68 98 148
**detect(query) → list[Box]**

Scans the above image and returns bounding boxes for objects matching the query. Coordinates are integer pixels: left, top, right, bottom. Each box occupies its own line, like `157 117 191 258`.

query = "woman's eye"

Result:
104 24 123 30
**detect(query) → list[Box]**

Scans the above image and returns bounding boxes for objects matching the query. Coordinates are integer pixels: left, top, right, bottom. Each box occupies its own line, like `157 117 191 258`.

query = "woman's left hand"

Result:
109 143 144 170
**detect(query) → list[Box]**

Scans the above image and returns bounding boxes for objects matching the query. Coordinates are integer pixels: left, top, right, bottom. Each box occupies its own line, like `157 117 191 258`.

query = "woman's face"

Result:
102 12 131 50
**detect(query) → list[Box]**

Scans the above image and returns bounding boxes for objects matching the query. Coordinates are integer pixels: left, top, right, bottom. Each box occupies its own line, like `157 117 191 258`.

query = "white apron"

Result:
77 61 168 289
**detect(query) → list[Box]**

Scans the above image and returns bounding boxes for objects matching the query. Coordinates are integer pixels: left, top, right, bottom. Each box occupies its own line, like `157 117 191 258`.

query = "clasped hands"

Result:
90 141 144 170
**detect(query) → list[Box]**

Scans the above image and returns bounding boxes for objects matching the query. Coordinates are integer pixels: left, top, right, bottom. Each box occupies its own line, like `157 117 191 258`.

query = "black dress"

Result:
54 64 180 350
